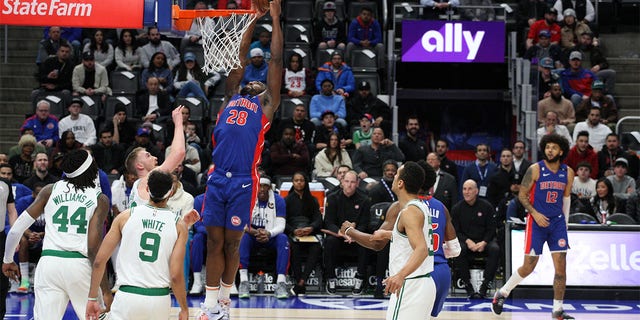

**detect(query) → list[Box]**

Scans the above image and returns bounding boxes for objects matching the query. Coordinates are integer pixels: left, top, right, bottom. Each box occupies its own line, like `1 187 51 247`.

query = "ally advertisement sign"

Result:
402 20 505 63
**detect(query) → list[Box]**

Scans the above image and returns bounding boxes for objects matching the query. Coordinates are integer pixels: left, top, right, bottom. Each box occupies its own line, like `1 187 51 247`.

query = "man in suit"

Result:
427 152 458 210
136 77 172 122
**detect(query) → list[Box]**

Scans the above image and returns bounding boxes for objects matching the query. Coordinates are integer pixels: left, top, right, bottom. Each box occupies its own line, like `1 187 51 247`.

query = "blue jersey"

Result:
531 161 568 218
420 195 447 265
211 94 270 174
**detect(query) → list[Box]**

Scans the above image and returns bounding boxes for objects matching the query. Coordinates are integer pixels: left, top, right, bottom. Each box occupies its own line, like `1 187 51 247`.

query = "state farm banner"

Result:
402 20 505 63
2 0 144 29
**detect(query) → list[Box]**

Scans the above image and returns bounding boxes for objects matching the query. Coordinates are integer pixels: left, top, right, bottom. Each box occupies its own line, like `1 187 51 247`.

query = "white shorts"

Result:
386 274 436 320
33 254 92 319
110 288 172 319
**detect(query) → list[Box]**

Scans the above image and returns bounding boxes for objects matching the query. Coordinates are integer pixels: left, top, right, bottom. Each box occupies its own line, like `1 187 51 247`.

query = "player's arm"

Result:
3 185 51 271
517 163 539 215
341 201 400 251
87 194 114 307
158 106 186 173
563 167 575 223
170 219 189 318
86 209 128 318
442 206 461 258
263 0 283 121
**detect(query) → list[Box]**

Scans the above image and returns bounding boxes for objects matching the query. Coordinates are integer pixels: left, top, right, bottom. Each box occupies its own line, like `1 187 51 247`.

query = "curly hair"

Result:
539 133 570 162
61 149 98 192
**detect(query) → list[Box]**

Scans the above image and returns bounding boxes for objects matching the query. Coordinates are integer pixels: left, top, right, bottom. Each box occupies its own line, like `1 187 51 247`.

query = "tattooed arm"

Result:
518 163 550 227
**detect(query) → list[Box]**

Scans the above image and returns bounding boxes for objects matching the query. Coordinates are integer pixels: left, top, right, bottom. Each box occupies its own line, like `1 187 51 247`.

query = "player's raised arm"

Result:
158 106 186 173
264 0 283 121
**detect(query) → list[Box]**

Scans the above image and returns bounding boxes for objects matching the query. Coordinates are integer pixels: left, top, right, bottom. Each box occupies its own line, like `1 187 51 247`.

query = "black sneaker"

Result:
552 310 575 319
326 278 337 295
289 284 306 296
352 278 364 295
491 290 506 315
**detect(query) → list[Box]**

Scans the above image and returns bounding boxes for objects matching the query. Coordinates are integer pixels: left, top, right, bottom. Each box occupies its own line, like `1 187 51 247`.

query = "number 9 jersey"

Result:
43 181 102 258
211 94 270 174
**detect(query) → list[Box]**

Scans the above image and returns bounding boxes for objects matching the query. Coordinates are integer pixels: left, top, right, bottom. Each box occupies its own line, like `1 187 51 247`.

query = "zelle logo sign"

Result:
402 21 505 63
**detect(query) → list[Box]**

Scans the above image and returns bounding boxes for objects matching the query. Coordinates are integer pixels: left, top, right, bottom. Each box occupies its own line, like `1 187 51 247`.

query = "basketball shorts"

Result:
203 170 257 231
432 262 451 317
33 254 91 319
525 213 569 255
386 274 436 320
110 289 171 319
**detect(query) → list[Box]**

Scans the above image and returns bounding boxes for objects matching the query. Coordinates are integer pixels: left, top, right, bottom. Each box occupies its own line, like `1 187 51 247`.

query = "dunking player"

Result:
198 0 283 319
86 170 189 320
2 150 112 319
340 160 460 318
492 133 575 320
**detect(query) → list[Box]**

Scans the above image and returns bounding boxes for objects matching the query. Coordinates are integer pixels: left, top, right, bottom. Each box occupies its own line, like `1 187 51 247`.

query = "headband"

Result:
260 177 271 186
149 186 174 201
65 152 93 178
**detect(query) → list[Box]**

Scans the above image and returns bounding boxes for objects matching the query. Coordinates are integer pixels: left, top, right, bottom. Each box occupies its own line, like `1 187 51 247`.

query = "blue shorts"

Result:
525 213 569 255
202 169 258 231
431 262 451 317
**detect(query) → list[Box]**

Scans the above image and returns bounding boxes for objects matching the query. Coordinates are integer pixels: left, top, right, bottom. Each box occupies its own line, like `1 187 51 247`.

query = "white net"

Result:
196 13 257 74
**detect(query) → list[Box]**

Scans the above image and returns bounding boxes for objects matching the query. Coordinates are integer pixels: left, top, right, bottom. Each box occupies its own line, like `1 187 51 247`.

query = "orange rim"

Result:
172 5 256 30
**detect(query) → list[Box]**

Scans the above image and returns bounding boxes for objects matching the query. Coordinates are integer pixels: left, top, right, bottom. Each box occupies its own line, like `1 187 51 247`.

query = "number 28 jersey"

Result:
531 161 568 218
43 181 102 257
211 94 270 174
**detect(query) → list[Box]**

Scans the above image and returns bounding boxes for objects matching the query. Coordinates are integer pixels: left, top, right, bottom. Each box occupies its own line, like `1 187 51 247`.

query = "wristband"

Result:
87 297 98 301
345 226 353 236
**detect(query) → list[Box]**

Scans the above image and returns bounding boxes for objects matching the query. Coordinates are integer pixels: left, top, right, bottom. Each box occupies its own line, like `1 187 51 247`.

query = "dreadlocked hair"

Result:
61 149 98 192
148 170 174 203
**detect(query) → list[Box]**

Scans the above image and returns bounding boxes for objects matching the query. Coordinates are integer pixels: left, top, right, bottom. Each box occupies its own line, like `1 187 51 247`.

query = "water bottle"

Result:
257 270 265 294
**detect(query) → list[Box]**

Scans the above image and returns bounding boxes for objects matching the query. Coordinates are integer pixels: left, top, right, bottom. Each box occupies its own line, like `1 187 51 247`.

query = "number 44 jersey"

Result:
116 204 180 289
43 181 102 257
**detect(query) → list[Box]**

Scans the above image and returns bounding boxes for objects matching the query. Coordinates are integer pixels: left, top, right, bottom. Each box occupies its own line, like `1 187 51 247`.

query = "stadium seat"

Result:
104 95 135 121
41 94 67 119
176 97 207 122
348 1 378 21
284 22 315 45
78 95 103 121
607 213 637 225
284 1 314 22
568 212 597 224
209 96 226 124
110 70 139 95
369 202 391 231
284 44 313 70
350 49 378 72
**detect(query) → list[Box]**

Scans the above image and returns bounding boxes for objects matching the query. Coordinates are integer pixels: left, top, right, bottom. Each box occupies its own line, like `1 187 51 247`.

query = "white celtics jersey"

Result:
43 181 102 257
389 199 434 278
128 178 147 209
116 204 180 289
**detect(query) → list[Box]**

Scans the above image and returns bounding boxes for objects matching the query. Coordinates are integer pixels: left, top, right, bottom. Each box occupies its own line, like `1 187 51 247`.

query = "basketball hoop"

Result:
172 5 257 73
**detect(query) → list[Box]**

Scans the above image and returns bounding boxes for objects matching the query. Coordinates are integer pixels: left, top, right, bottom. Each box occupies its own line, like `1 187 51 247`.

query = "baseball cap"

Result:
321 110 335 119
361 113 373 122
563 8 576 17
545 6 557 14
615 157 628 167
183 52 196 62
540 57 554 69
538 30 551 38
358 81 371 90
136 127 151 136
569 51 582 61
82 51 95 60
592 80 605 90
69 97 83 107
323 1 336 11
250 48 264 58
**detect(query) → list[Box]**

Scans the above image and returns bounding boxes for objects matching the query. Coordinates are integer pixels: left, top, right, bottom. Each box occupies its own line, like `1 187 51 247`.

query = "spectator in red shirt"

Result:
526 6 561 49
565 130 599 179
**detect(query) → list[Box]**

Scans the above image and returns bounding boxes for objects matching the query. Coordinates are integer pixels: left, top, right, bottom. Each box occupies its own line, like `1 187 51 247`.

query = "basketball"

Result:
254 0 270 12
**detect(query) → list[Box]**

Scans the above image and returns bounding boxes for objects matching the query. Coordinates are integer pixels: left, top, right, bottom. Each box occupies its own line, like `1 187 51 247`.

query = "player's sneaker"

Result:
195 302 224 320
289 284 306 296
491 290 506 315
238 281 250 299
552 310 575 319
274 282 289 299
326 278 337 295
17 280 30 293
218 298 231 320
352 278 364 295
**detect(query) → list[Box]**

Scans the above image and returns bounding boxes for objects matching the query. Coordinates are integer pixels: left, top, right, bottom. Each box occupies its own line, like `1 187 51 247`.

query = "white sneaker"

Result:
230 282 238 296
8 279 19 293
190 280 203 295
195 302 224 320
